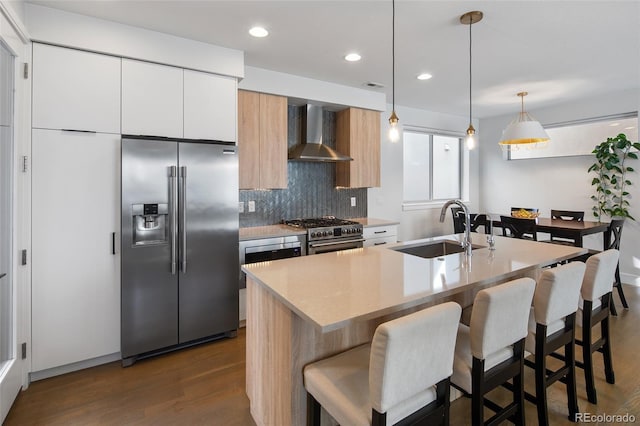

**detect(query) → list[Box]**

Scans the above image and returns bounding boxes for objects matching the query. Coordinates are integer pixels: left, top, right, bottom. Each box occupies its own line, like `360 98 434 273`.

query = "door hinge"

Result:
22 156 28 173
21 249 27 266
21 343 26 359
23 63 28 79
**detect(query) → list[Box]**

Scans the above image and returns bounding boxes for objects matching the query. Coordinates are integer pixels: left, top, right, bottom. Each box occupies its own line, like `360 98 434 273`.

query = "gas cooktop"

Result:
283 216 360 229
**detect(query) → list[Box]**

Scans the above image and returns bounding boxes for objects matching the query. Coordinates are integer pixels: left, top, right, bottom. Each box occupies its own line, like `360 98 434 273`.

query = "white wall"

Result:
239 66 385 112
24 3 243 78
368 103 478 242
479 88 640 284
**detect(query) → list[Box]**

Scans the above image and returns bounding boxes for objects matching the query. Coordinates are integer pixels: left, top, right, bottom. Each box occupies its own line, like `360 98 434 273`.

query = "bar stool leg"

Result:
307 392 321 426
535 348 549 426
471 358 485 425
565 336 579 421
601 315 615 384
582 303 597 404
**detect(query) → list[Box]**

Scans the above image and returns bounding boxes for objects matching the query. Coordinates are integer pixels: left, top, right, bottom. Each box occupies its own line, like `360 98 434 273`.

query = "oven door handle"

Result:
309 238 365 248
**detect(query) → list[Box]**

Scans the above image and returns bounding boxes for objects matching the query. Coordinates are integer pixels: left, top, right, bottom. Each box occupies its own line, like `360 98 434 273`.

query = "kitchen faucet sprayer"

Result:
440 199 473 257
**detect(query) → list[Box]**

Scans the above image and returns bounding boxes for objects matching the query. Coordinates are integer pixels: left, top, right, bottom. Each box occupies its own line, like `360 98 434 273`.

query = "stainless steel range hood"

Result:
288 104 352 162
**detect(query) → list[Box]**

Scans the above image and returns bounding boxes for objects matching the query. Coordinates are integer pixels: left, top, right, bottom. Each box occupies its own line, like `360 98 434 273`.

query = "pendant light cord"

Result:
392 0 395 111
468 18 472 124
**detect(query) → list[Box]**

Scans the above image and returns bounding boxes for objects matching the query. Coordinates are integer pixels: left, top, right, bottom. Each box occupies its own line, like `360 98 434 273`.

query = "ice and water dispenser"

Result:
131 203 169 245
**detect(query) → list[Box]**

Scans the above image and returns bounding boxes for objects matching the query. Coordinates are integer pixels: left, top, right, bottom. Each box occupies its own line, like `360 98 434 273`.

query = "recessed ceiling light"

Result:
417 73 433 80
609 122 620 127
249 27 269 38
624 126 636 130
345 53 361 62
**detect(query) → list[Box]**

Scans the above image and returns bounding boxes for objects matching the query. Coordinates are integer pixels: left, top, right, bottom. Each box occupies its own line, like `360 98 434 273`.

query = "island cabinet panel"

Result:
238 90 287 189
122 59 183 138
336 107 381 188
31 129 121 372
183 69 237 142
32 43 121 133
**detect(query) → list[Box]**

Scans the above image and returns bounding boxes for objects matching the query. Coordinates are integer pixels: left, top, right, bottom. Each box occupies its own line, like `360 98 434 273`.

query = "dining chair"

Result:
500 215 537 240
564 249 619 405
451 278 536 426
523 262 586 425
545 209 584 246
451 207 490 234
304 302 462 426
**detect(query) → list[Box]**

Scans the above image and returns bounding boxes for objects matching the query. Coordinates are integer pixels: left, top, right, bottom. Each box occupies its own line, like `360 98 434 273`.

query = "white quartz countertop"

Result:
239 224 306 241
351 217 400 227
239 217 398 241
242 233 586 332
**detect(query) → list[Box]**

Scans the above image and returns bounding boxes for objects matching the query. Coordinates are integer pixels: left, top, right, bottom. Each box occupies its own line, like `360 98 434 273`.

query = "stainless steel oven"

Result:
283 217 364 255
307 237 364 255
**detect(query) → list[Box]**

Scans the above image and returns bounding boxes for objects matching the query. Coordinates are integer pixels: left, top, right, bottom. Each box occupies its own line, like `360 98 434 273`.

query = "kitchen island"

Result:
242 233 586 426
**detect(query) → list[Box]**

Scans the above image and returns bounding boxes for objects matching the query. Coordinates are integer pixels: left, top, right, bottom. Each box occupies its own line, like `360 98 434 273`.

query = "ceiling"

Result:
24 1 640 118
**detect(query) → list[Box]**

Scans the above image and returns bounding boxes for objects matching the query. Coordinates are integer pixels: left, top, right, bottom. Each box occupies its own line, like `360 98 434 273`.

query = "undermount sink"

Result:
391 240 485 259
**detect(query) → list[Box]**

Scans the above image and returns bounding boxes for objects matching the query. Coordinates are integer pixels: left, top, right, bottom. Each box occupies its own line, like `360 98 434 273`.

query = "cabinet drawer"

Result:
363 235 397 248
363 225 397 239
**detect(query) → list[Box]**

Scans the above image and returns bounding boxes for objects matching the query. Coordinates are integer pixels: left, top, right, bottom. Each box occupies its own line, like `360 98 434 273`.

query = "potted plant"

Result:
589 133 640 221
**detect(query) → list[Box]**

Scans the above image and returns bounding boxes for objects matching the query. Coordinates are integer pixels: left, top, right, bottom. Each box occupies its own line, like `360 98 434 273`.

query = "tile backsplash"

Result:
239 106 367 227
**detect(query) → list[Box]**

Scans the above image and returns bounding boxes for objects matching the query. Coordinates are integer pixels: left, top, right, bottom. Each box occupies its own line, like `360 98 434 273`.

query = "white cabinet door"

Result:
32 44 121 133
32 129 120 372
184 69 237 141
122 59 183 138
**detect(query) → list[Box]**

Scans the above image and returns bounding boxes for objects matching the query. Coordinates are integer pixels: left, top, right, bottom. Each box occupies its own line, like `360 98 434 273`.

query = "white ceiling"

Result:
25 0 640 118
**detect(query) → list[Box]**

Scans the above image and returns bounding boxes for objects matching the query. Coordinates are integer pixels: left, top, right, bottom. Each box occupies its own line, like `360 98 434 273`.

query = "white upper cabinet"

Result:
32 43 121 133
183 69 237 142
122 59 183 138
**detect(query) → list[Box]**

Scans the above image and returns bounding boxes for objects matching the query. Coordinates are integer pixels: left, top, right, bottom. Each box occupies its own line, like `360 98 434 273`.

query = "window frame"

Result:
401 127 468 211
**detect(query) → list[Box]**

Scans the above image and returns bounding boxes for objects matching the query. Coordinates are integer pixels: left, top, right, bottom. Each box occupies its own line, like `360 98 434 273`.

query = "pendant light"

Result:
499 91 550 150
388 0 400 142
460 11 482 150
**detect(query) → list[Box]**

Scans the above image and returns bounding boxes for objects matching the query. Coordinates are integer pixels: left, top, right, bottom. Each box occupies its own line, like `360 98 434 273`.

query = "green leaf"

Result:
633 142 640 150
628 152 638 159
627 166 635 172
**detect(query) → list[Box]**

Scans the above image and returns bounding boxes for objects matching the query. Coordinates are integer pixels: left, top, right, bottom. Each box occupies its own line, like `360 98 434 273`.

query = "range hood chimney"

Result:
288 104 352 162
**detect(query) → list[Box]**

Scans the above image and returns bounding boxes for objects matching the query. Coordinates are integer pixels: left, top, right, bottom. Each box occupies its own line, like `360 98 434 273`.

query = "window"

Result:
508 113 638 160
403 130 462 204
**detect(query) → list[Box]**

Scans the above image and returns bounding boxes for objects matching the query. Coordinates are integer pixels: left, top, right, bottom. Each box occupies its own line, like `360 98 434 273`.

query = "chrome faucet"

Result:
482 213 496 250
440 199 473 257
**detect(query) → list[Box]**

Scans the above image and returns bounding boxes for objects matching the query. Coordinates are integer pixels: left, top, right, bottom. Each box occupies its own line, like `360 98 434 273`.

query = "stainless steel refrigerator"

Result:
121 136 238 366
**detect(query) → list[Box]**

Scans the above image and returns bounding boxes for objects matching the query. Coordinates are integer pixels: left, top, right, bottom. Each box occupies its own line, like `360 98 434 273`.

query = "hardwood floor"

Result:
6 284 640 425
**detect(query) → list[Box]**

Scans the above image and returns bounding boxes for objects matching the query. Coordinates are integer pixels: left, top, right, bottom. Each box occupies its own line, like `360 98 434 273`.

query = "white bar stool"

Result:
450 278 536 426
303 302 462 426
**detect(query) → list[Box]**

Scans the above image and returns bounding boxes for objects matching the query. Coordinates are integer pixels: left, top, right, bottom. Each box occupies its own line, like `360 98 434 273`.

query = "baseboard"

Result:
29 352 121 382
621 273 640 287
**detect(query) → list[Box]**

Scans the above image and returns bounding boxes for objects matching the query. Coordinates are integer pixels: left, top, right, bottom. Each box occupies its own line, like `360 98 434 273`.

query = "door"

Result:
121 137 179 359
32 130 121 371
178 142 238 343
0 39 21 422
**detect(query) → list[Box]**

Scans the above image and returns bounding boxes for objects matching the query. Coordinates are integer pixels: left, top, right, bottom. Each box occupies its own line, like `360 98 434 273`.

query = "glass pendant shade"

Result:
389 110 400 142
466 124 476 149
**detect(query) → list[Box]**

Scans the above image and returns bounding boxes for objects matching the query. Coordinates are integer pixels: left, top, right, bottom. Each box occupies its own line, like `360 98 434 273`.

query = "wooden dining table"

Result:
491 216 609 247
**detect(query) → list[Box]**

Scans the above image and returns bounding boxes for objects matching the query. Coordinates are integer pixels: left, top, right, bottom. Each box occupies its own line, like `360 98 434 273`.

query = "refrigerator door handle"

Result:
170 166 178 275
180 166 187 273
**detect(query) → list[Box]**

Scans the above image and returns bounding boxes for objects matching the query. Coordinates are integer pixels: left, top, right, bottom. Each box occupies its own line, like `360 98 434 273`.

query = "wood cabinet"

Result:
31 129 121 372
238 90 287 189
32 43 121 133
336 107 381 188
363 224 398 247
